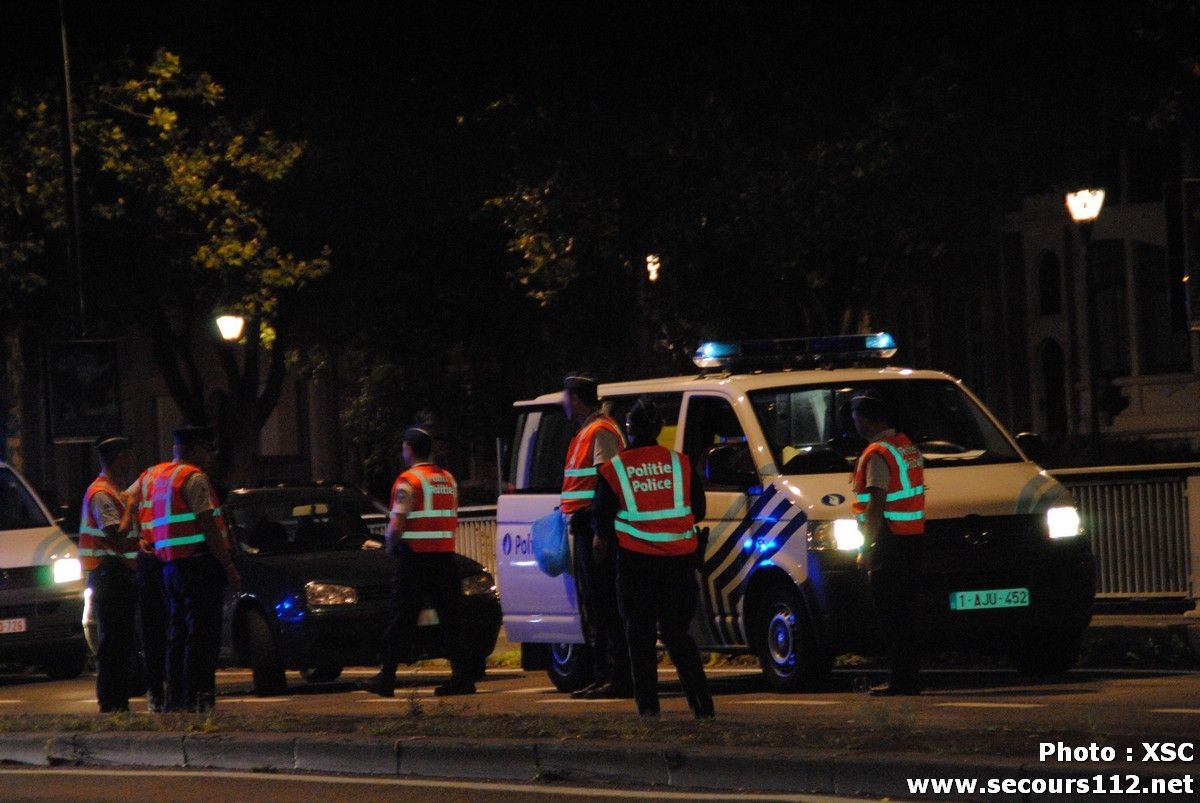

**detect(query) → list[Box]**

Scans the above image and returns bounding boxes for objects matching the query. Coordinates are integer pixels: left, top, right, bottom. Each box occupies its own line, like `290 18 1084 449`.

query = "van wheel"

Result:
43 646 88 681
242 609 287 696
546 642 593 692
1011 631 1082 676
301 664 343 684
754 582 830 692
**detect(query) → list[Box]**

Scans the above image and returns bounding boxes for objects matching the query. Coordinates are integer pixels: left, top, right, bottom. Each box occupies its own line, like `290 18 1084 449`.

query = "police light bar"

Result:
693 333 898 370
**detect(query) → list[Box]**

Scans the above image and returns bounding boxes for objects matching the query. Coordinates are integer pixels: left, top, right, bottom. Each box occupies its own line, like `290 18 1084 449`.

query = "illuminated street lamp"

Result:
1065 188 1105 436
645 253 661 283
215 314 246 342
1065 188 1105 223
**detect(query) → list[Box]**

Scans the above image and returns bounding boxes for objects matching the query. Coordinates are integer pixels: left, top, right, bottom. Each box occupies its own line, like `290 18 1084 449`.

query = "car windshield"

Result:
0 468 50 530
749 379 1022 475
228 494 370 555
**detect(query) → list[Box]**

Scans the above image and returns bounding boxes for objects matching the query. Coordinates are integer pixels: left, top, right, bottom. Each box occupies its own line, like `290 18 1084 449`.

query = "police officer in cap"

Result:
851 390 926 696
594 397 714 718
80 436 139 713
560 372 631 699
125 425 240 712
361 426 475 697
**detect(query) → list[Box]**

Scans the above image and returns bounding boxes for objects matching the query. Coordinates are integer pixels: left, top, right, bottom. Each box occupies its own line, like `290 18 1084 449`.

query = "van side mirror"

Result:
55 504 81 541
1015 432 1043 462
702 443 759 490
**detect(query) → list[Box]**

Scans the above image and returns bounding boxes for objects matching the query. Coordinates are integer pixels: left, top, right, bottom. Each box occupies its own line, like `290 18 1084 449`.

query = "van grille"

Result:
921 514 1045 577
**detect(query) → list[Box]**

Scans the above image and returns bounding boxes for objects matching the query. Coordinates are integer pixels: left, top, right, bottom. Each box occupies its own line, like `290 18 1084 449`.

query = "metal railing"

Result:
456 505 498 574
1052 463 1200 599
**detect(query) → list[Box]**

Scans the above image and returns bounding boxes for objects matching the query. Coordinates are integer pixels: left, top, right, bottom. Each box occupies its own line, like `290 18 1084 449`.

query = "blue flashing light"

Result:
865 332 896 351
275 594 305 623
694 341 742 368
742 538 754 553
693 332 898 371
755 538 778 553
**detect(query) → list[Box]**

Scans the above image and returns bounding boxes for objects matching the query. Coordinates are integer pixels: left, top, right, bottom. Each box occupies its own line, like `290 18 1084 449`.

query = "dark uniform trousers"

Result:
88 558 138 712
570 508 630 688
162 553 226 711
868 530 923 690
136 551 168 706
615 547 713 716
379 547 467 677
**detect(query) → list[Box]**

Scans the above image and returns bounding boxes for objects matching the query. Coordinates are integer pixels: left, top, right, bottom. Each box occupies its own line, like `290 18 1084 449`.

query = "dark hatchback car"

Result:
219 485 500 695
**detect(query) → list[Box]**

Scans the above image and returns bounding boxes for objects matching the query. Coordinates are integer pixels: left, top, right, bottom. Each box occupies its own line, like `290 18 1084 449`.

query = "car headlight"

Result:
807 519 864 552
304 581 358 606
1046 506 1082 539
53 558 82 584
461 571 496 596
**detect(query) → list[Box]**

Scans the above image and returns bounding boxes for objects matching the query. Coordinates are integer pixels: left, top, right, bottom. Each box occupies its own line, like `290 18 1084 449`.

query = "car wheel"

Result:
242 609 287 696
300 664 343 684
546 642 593 692
754 581 830 692
1011 631 1082 676
43 646 89 681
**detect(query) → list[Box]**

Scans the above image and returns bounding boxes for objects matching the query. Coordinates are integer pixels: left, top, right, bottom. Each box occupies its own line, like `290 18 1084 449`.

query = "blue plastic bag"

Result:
532 509 570 577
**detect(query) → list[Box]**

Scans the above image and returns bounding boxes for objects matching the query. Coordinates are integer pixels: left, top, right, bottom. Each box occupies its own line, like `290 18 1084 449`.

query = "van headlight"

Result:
461 571 496 596
1046 506 1082 539
53 558 82 584
304 581 358 606
808 519 865 552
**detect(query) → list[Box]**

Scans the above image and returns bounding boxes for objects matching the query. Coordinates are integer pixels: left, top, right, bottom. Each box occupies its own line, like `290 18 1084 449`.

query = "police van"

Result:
497 335 1095 692
0 462 88 679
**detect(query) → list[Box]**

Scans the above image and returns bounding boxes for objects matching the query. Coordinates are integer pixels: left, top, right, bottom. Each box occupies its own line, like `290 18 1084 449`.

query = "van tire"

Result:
753 581 830 692
243 609 287 696
546 642 593 692
43 646 88 681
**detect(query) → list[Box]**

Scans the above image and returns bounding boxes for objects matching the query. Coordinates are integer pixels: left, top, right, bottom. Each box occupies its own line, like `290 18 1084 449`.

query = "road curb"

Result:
0 732 1194 798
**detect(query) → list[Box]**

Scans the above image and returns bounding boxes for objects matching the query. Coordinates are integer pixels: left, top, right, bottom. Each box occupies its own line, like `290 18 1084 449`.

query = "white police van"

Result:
497 335 1095 692
0 462 88 679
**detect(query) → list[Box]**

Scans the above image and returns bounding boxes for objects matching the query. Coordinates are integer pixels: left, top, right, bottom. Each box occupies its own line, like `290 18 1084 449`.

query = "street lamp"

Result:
1064 188 1105 437
645 253 661 283
215 314 246 342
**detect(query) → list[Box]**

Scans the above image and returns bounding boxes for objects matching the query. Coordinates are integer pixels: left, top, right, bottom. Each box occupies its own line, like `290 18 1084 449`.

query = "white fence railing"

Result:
458 465 1200 600
456 505 498 574
1052 463 1200 600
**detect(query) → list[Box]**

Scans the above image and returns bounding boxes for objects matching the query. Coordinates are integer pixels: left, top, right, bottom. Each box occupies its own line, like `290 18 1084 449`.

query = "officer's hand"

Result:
592 535 609 563
224 563 242 592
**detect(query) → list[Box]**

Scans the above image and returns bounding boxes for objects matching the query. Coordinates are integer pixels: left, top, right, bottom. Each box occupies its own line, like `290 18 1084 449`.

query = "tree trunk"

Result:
2 324 24 473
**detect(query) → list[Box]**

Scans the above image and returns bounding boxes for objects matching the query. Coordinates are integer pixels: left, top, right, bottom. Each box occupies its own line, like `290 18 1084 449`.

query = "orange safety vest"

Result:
598 445 696 557
393 463 458 553
137 462 224 562
852 432 926 536
561 414 625 514
79 475 138 571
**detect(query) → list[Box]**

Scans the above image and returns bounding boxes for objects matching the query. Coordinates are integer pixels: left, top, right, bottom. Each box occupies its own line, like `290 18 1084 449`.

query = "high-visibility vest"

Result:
79 475 138 571
598 445 696 557
852 432 925 536
560 415 625 514
394 463 458 553
137 462 224 562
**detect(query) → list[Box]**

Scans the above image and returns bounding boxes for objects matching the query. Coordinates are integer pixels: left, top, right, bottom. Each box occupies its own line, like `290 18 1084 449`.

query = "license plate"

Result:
0 618 27 634
950 587 1030 611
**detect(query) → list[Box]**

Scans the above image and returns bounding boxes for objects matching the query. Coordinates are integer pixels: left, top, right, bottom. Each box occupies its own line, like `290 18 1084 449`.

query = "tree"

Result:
7 50 330 484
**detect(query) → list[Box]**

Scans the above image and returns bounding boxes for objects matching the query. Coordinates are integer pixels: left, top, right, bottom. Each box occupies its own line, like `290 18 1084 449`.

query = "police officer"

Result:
361 426 475 698
851 391 926 696
594 398 713 718
560 373 630 700
126 426 241 712
80 436 140 713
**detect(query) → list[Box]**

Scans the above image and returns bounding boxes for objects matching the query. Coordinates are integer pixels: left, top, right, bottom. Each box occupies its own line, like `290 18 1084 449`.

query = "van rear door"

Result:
495 404 581 643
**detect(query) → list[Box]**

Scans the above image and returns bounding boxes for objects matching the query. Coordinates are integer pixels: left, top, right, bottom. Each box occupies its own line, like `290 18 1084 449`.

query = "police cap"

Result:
402 426 434 455
563 372 599 403
626 396 664 443
94 435 132 463
173 424 216 449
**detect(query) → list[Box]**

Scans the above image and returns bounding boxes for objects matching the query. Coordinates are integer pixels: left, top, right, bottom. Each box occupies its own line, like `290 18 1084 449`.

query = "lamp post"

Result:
1065 188 1105 437
215 314 246 342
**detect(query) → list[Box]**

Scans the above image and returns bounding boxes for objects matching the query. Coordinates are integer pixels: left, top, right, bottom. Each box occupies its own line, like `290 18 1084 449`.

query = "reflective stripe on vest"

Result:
140 462 220 561
604 447 696 552
851 433 926 535
398 465 458 551
561 416 625 513
80 477 138 569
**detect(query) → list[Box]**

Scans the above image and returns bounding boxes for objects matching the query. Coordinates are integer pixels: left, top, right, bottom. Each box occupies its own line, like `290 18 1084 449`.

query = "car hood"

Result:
247 548 394 588
0 525 77 568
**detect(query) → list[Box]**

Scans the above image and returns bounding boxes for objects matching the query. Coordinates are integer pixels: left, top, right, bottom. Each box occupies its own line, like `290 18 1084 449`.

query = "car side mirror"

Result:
702 443 759 490
1015 432 1044 462
55 504 81 541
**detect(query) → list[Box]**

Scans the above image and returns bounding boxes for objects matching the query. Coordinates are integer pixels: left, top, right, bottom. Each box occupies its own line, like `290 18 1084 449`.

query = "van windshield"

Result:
0 468 50 530
749 379 1021 475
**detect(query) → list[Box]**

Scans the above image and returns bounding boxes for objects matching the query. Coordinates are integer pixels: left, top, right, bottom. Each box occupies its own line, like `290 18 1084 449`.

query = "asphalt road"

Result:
1 662 1199 739
0 768 871 802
